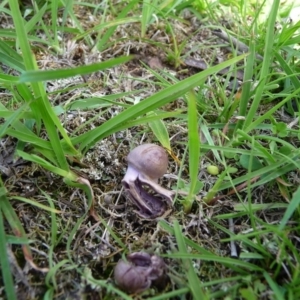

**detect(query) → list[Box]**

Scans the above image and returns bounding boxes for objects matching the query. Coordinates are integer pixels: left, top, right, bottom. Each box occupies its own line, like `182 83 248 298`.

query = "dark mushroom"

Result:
114 259 151 294
114 252 167 294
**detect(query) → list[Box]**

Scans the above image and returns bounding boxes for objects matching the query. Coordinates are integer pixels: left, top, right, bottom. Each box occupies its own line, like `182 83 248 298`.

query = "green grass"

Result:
1 0 300 298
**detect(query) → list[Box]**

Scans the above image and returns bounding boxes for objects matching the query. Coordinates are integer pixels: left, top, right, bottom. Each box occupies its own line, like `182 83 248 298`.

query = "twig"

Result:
287 116 299 129
184 57 244 80
228 218 238 258
7 246 31 287
212 29 264 61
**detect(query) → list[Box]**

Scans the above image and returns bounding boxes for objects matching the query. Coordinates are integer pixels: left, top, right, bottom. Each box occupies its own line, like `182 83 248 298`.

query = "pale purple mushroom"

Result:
114 252 167 294
122 144 174 218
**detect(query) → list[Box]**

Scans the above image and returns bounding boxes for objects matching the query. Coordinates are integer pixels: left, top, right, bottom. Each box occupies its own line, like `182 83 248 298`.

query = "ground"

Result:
1 1 300 299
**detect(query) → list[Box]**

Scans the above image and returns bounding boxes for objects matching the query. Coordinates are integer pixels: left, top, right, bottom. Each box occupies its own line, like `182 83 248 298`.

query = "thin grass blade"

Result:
173 220 207 299
19 56 133 82
0 189 17 300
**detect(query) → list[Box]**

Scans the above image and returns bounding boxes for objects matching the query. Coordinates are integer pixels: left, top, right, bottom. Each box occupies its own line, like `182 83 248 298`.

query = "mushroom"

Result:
114 252 167 294
114 257 151 294
122 144 174 218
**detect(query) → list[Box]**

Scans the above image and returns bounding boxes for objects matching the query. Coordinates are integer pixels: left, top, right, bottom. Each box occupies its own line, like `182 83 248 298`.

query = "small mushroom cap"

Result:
114 252 167 294
114 259 151 294
127 144 168 180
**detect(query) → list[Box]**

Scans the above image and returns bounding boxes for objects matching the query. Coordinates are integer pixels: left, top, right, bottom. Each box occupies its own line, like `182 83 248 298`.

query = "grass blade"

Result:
173 220 207 299
0 188 17 300
243 0 280 130
182 90 200 212
278 186 300 230
148 114 171 150
19 56 133 82
263 272 285 300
